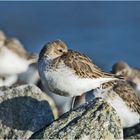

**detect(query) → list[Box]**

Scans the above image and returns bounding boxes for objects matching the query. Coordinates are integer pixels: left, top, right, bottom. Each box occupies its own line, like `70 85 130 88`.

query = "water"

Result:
0 1 140 71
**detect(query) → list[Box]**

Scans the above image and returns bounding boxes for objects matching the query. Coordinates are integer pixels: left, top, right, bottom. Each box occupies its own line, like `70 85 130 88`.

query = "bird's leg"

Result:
70 96 76 111
74 94 86 108
70 94 86 111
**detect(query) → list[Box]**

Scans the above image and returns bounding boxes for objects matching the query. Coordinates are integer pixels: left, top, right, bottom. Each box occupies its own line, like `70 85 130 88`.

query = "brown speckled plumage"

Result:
39 40 123 79
0 31 37 61
61 50 104 78
112 61 140 93
101 80 140 114
113 81 140 114
101 80 118 89
52 50 121 79
94 80 140 127
4 38 37 60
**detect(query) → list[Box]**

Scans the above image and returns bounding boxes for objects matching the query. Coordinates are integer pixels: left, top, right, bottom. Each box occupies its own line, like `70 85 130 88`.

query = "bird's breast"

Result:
38 59 119 97
0 47 29 75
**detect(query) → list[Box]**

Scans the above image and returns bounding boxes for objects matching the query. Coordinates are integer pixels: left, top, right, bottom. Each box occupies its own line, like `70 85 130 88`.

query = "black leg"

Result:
70 96 76 111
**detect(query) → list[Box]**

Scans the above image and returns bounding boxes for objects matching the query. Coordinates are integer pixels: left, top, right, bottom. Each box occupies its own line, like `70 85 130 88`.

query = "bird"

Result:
93 80 140 128
112 61 140 95
0 31 37 77
38 40 122 109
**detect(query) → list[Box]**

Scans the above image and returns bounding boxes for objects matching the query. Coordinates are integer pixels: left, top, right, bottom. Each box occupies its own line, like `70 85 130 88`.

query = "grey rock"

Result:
31 98 123 139
124 123 140 139
0 84 57 139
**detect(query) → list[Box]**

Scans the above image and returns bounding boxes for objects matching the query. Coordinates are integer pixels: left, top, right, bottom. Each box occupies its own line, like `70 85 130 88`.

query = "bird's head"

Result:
39 40 68 60
112 61 131 79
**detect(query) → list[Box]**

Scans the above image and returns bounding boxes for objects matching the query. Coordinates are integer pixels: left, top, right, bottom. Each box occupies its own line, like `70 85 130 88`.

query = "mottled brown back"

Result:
113 81 140 114
60 50 119 79
4 38 36 60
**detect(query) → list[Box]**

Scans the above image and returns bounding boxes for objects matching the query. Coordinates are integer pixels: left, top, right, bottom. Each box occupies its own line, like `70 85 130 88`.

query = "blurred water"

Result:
0 1 140 71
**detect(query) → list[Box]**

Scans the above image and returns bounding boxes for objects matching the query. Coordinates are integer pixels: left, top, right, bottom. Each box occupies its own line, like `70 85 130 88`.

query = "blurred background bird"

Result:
0 31 38 86
112 61 140 96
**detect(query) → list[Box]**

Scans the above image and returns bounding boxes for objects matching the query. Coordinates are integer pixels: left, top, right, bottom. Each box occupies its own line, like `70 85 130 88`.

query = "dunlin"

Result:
0 31 37 76
112 61 140 95
38 40 122 109
93 80 140 128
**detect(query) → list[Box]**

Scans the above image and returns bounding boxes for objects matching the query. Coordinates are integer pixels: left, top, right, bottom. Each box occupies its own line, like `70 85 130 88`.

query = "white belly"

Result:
43 71 99 96
0 47 29 75
38 60 117 97
93 89 140 128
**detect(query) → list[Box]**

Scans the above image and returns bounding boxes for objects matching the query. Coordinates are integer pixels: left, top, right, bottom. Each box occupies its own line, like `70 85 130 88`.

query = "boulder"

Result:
124 123 140 139
31 98 123 139
0 84 57 139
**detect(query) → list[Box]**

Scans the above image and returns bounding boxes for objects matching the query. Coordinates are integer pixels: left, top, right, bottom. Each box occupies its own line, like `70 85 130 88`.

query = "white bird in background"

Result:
0 31 37 86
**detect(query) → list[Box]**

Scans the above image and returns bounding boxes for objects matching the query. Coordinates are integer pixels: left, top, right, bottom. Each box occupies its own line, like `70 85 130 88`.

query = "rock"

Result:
124 123 140 139
0 84 58 139
31 98 123 139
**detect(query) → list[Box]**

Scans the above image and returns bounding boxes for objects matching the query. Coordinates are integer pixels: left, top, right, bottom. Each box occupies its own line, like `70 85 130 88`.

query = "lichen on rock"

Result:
0 84 57 139
31 98 123 139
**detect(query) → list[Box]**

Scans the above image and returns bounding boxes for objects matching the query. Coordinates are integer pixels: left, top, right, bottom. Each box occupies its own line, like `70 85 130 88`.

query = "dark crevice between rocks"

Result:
0 96 53 131
123 122 140 138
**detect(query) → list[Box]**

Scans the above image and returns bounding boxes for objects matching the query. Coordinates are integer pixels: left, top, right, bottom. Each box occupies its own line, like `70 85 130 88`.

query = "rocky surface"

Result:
0 84 139 139
0 84 57 139
124 123 140 139
31 98 123 139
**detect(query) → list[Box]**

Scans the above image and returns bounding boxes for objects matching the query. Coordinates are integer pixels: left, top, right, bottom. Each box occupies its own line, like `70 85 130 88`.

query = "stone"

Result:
31 98 123 139
0 84 57 139
124 123 140 139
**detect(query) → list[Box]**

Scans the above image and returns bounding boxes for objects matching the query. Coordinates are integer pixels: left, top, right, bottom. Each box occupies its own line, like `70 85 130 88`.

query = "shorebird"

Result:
112 61 140 95
0 31 37 76
38 40 122 109
93 80 140 128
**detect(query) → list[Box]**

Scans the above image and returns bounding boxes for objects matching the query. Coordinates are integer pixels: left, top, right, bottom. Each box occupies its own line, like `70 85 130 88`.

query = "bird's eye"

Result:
59 49 63 52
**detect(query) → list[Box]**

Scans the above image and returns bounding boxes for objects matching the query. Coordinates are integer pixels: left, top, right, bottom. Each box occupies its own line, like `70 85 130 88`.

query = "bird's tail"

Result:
103 71 124 81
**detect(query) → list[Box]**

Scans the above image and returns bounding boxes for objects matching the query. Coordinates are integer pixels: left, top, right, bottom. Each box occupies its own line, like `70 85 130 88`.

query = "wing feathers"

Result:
61 50 119 79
